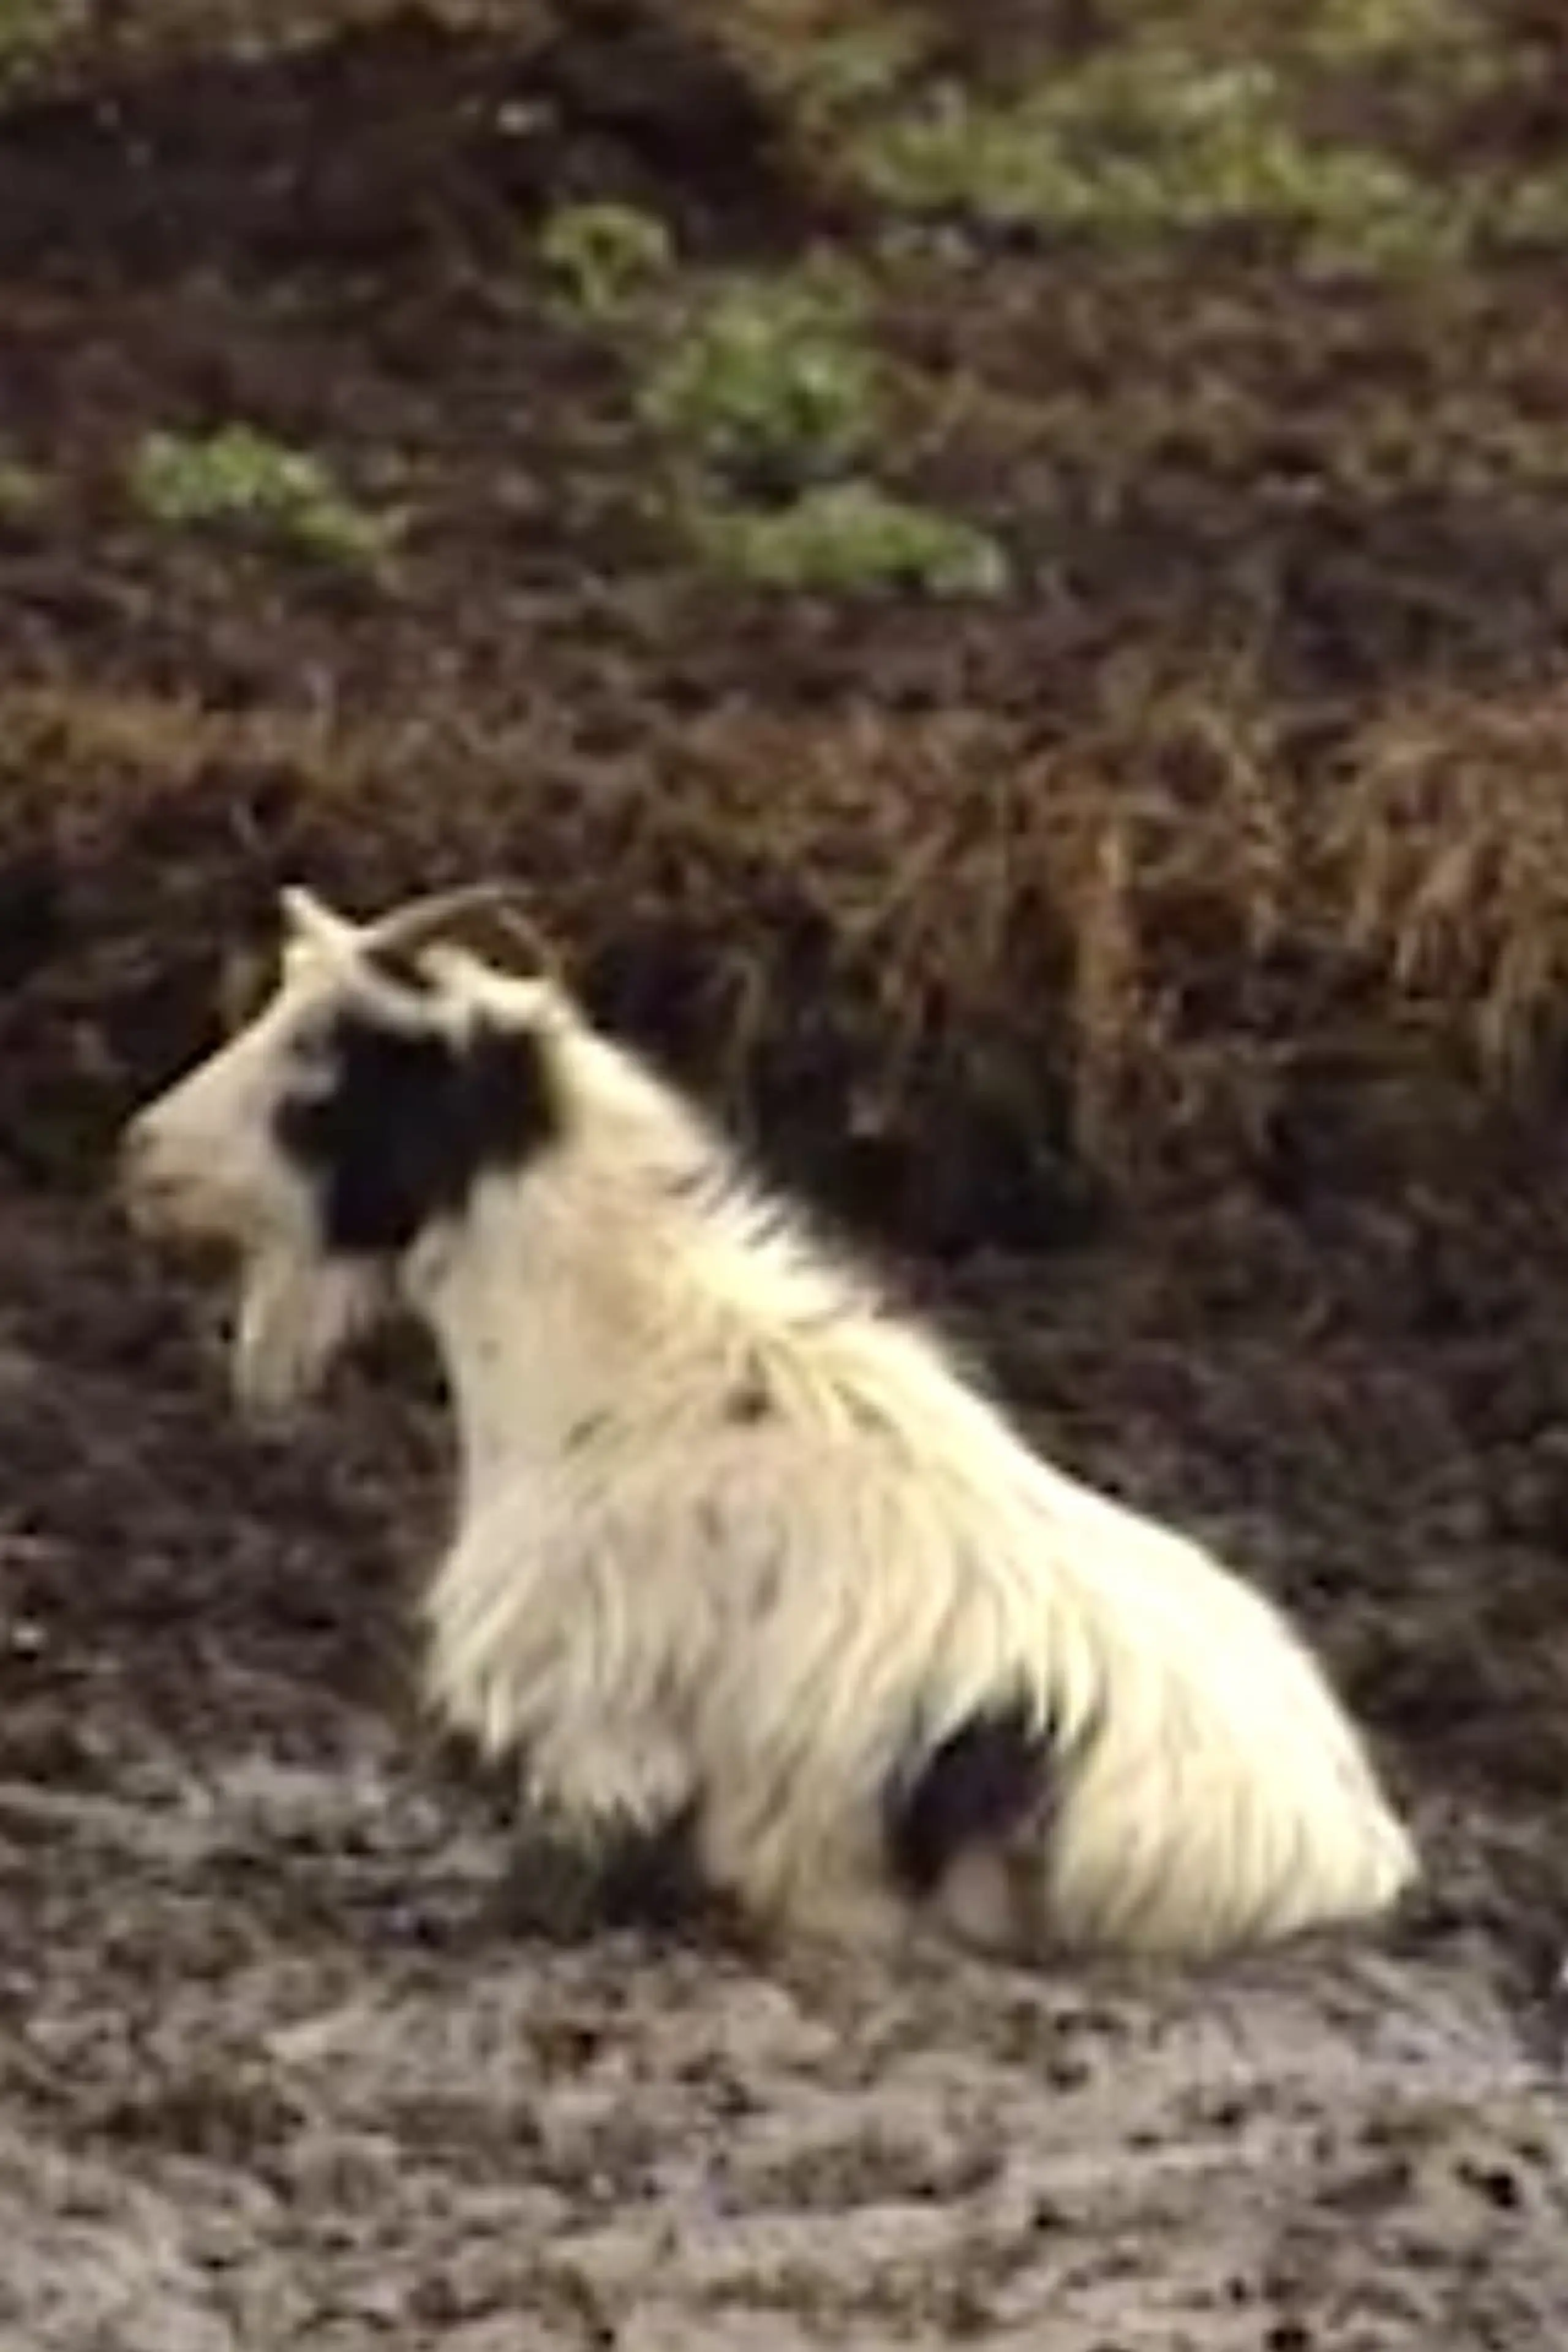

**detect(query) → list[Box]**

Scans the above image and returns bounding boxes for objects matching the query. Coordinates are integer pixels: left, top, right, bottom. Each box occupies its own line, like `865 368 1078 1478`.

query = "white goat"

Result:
120 882 1417 1964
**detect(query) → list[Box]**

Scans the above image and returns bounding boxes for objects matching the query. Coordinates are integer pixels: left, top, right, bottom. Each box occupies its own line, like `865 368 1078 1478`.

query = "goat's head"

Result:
119 881 574 1413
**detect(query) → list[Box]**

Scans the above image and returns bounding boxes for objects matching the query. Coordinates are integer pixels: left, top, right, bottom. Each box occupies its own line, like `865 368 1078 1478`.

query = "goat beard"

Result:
233 1242 388 1417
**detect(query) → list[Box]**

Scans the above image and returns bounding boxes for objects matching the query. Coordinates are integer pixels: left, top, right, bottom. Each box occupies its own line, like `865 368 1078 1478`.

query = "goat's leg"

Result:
525 1709 698 1849
699 1793 915 1959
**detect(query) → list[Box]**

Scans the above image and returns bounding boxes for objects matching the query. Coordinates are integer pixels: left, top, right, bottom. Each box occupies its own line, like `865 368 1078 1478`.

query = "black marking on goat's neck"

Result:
274 1008 560 1255
885 1697 1053 1901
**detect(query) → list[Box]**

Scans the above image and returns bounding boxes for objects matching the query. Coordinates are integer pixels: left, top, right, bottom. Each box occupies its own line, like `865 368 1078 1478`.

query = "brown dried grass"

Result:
1333 682 1568 1085
7 646 1568 1240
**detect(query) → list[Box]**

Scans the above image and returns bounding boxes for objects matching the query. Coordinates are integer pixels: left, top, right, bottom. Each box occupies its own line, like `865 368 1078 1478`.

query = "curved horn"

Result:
281 883 358 952
364 881 562 981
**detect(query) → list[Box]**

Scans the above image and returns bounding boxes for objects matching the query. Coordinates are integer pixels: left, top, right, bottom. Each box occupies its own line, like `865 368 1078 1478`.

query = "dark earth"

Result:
1 4 1567 2344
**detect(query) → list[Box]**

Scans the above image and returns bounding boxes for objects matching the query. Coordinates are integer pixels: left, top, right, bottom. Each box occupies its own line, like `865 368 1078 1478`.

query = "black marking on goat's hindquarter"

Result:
275 1009 560 1255
886 1698 1052 1901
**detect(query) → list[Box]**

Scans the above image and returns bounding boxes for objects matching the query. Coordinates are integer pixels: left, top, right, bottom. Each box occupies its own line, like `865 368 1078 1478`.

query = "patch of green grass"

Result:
0 0 64 59
692 480 1010 600
829 5 1541 271
627 252 1004 598
767 19 926 125
639 265 880 497
129 425 397 570
1291 0 1469 64
1048 0 1470 67
538 200 676 322
851 43 1471 268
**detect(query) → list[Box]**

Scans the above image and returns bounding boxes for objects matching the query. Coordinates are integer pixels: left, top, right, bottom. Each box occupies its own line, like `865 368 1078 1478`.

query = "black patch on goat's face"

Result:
273 1005 560 1255
885 1698 1052 1900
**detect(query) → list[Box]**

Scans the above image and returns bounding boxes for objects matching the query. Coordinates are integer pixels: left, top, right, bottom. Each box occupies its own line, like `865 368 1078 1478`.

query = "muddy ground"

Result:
2 4 1568 2345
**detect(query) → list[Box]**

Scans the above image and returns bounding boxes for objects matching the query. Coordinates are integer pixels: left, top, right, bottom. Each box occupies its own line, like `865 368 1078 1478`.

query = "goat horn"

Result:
364 881 562 980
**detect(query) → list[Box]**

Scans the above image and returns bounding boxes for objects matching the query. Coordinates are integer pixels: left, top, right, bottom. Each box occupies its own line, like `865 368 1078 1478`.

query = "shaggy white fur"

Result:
122 886 1418 1963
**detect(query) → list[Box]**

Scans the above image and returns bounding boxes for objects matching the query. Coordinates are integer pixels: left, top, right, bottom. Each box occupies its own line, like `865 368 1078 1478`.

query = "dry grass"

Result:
6 651 1568 1247
13 657 1549 1224
1335 685 1568 1084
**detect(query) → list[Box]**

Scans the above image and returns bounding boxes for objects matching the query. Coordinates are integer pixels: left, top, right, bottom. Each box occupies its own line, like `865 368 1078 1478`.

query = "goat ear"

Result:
279 884 358 955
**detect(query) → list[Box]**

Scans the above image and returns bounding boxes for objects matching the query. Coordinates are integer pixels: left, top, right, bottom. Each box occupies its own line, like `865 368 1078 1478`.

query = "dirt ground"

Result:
2 4 1567 2346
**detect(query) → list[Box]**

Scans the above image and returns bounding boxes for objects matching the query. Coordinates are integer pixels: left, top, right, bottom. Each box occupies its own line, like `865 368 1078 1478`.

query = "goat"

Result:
119 882 1418 1964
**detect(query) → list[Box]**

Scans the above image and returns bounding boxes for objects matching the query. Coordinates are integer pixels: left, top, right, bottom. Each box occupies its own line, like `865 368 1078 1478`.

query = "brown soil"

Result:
1 6 1566 2345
